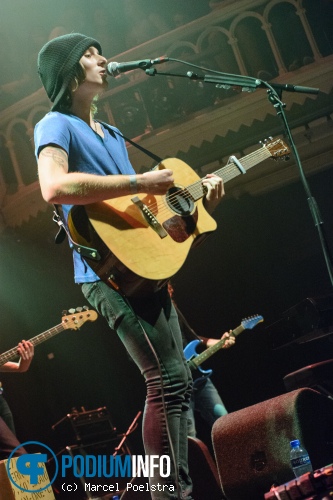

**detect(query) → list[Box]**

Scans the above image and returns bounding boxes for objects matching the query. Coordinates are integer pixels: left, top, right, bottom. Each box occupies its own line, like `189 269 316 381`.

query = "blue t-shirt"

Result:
34 111 135 283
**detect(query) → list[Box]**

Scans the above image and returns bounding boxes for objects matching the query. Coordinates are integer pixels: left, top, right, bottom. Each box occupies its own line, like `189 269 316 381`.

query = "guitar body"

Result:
68 158 217 282
67 139 289 289
184 340 213 383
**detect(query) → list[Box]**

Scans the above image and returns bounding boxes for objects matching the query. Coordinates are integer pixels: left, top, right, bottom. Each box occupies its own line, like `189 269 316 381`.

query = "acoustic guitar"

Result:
68 139 290 286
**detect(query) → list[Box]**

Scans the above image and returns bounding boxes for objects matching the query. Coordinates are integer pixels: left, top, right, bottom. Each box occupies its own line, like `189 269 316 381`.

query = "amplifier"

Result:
52 406 116 448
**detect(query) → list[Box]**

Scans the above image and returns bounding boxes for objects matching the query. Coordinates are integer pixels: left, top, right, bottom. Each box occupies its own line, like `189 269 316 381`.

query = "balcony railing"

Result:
0 0 332 229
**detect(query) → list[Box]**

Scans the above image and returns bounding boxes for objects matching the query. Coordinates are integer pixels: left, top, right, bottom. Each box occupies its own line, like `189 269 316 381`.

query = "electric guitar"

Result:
184 315 264 385
0 307 98 367
68 139 290 285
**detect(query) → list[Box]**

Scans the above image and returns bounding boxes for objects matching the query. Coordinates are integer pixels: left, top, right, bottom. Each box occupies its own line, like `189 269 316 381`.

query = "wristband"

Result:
129 175 138 194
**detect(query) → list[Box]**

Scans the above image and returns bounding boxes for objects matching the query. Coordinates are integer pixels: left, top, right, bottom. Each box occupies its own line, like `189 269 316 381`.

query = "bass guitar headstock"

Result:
61 306 98 330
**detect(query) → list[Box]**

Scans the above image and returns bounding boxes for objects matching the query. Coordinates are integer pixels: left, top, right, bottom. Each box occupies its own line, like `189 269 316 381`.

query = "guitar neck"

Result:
0 323 66 367
187 147 271 201
191 324 245 368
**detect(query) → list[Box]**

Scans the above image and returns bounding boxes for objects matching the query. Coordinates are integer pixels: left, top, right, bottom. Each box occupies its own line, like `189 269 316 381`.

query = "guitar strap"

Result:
52 122 163 250
102 123 163 165
52 204 100 260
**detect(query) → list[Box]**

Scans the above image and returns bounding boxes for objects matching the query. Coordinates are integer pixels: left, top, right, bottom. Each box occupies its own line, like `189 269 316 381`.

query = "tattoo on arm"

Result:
40 147 67 168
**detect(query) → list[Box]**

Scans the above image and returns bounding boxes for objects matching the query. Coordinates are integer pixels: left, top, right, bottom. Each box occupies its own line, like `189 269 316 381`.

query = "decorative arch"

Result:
197 26 239 74
197 26 230 51
230 11 278 78
5 118 37 186
265 0 321 69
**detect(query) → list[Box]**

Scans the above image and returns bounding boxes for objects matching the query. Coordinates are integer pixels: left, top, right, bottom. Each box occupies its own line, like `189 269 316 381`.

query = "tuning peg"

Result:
68 308 76 314
76 307 83 312
83 306 89 311
62 310 68 316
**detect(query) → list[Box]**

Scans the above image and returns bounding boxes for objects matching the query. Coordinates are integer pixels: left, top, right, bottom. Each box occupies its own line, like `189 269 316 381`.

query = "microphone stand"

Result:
113 410 142 457
145 66 333 288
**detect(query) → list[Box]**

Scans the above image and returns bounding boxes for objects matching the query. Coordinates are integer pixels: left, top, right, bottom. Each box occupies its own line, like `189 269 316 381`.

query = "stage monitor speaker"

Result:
212 388 333 500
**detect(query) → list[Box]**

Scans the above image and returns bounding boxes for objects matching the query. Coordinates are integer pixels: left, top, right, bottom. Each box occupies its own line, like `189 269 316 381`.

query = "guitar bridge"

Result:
131 196 168 238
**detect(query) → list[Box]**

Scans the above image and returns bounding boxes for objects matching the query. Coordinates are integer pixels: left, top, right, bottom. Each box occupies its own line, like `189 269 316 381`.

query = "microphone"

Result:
106 56 169 77
258 81 320 95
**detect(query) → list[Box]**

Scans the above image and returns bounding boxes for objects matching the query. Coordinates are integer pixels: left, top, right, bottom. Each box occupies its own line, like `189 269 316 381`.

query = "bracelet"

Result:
129 174 138 194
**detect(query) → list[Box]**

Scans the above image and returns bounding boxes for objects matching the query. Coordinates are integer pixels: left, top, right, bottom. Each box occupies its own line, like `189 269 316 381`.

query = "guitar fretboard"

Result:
187 146 271 202
0 323 67 366
0 310 96 368
192 324 245 368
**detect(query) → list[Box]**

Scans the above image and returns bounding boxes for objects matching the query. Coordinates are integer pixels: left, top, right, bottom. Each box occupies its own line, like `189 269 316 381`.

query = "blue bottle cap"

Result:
290 439 300 447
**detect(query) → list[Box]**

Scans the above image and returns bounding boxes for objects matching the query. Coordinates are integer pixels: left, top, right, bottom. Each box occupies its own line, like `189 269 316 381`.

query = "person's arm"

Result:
0 340 34 373
199 331 235 349
37 145 225 207
37 145 175 205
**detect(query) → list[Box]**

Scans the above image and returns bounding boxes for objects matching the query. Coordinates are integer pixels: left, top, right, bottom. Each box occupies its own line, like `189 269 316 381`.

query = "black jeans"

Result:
82 281 193 499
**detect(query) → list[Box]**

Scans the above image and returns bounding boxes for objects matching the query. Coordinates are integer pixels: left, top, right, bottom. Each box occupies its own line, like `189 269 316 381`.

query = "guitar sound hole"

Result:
167 186 194 216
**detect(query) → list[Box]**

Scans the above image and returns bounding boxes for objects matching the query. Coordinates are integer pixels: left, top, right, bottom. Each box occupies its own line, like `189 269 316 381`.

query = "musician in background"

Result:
168 283 235 437
35 33 224 499
0 340 34 459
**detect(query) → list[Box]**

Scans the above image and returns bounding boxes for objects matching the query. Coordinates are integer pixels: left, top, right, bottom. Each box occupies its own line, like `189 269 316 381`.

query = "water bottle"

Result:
290 439 313 477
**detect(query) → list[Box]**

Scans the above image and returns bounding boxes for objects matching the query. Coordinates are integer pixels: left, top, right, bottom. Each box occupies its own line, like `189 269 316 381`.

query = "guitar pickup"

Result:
131 196 168 238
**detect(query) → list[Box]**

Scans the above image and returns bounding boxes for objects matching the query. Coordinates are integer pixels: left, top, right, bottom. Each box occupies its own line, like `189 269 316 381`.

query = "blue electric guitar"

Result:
184 315 264 384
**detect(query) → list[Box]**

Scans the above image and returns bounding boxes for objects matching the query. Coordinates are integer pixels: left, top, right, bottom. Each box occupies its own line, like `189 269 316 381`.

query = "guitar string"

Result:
148 149 269 216
141 147 272 218
0 320 77 364
168 147 271 204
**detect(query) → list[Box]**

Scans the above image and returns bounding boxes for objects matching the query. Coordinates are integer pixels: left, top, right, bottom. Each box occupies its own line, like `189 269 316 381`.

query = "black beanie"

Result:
37 33 102 110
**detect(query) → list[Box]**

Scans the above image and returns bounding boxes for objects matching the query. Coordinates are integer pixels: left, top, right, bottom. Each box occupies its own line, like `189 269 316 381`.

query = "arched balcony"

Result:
0 0 332 230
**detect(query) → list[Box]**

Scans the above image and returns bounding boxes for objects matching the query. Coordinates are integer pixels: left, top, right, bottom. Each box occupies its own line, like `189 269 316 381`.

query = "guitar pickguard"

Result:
163 210 198 243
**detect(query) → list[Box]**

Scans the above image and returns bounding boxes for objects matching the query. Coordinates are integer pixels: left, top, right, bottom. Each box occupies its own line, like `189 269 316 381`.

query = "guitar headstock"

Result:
261 137 290 160
62 306 98 330
241 315 264 331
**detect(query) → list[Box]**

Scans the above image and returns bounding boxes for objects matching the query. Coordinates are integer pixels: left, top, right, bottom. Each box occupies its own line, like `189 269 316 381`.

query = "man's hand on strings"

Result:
202 173 225 213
